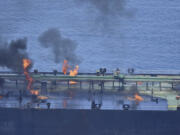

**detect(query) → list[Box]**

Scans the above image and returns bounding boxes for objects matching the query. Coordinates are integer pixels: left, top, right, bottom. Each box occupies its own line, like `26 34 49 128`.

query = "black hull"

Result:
0 108 180 135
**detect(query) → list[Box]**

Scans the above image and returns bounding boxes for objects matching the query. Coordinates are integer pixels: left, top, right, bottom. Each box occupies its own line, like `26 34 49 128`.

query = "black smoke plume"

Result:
38 28 81 64
0 38 31 72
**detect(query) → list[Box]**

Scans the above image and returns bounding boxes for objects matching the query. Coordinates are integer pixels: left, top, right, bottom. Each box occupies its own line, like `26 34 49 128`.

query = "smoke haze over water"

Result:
0 0 179 72
38 28 81 65
77 0 127 16
0 38 31 72
76 0 134 33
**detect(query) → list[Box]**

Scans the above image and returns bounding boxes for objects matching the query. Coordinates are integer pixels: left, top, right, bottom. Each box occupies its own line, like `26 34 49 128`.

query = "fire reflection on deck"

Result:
0 91 168 111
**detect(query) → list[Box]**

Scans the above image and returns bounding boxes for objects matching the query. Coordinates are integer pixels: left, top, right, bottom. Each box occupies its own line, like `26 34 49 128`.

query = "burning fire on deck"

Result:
62 60 79 85
128 93 144 102
62 60 69 75
30 90 39 96
69 65 79 84
37 95 48 100
23 59 33 90
23 59 40 96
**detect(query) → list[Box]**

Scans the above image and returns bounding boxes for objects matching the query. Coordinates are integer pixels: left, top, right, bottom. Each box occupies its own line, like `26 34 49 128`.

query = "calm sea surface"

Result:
0 0 180 73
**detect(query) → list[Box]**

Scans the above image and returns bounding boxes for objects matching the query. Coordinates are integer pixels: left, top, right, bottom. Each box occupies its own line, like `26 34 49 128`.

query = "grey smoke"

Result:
77 0 130 16
76 0 134 34
38 28 81 64
0 38 31 72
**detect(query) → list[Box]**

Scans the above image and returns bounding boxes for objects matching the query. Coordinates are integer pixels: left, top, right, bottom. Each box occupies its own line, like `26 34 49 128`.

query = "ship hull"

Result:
0 108 179 135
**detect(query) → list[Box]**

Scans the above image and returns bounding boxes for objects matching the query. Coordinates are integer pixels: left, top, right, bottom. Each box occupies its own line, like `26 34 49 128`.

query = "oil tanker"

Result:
0 70 180 135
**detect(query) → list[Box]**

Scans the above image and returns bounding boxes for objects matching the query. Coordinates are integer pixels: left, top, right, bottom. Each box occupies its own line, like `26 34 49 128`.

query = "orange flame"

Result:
128 93 144 102
69 65 79 84
62 60 69 75
30 90 39 96
37 96 48 100
134 93 144 102
23 59 39 96
23 59 33 90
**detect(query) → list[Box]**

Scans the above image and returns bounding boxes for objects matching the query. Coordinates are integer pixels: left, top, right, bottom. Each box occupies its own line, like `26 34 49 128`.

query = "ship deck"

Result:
0 72 180 110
